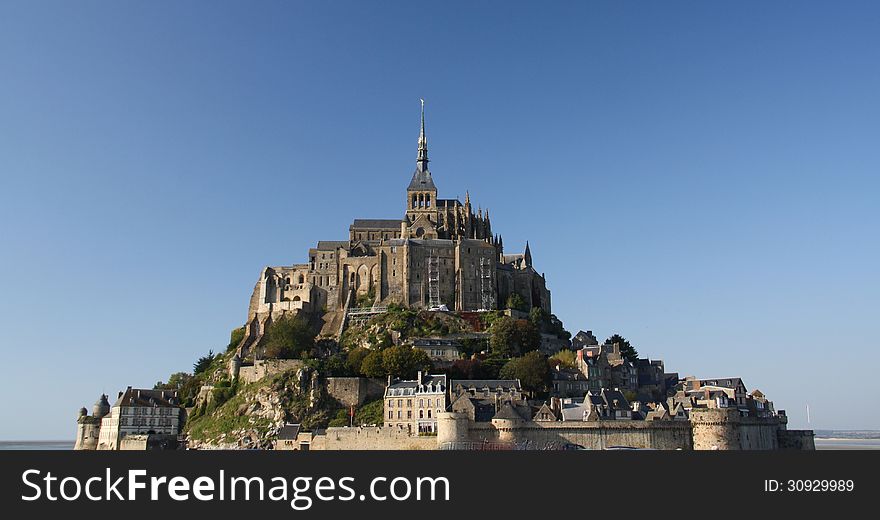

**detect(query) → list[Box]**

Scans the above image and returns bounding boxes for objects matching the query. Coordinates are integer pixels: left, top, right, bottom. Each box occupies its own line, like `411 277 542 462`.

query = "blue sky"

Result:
1 1 878 439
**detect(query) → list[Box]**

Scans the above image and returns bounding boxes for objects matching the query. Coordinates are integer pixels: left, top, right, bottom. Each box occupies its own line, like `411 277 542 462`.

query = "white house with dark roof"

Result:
96 387 183 450
384 372 446 434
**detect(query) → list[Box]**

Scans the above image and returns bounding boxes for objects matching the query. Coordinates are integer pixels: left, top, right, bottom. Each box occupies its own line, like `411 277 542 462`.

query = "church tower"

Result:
404 99 439 238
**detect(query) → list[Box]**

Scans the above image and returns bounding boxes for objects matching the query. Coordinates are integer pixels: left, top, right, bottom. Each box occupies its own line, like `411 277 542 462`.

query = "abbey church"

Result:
243 102 551 338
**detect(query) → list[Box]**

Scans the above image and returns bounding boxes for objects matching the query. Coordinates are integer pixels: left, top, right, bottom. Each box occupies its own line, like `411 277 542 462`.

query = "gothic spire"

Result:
524 241 533 267
417 98 428 171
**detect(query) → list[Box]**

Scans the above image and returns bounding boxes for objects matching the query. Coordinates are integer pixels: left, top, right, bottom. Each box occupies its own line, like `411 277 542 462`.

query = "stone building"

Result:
74 394 110 450
409 338 461 364
447 379 530 422
94 387 183 450
384 372 447 434
237 102 552 354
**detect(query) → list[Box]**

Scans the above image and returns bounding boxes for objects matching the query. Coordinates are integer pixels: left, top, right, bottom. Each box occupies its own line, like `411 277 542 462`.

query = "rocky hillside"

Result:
185 367 331 449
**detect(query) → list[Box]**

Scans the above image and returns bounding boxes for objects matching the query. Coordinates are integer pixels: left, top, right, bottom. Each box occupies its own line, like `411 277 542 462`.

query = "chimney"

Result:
387 375 392 387
417 370 423 384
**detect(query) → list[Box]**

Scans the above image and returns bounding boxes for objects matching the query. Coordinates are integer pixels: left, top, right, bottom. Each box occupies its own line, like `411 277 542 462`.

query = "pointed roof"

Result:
408 99 436 191
408 168 436 191
417 98 428 166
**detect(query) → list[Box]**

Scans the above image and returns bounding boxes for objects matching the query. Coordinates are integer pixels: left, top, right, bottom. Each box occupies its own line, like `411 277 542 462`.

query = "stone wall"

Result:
118 434 179 451
688 408 788 450
310 427 437 450
456 421 694 450
239 359 304 384
778 430 816 450
302 411 810 450
326 377 386 407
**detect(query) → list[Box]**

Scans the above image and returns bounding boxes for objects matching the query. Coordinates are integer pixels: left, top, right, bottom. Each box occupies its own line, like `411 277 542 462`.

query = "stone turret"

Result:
690 407 741 450
436 411 469 446
75 394 109 451
491 402 525 443
92 394 110 419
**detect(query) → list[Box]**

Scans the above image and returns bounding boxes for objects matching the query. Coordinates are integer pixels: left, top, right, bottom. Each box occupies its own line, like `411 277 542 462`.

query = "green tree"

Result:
549 349 577 370
324 354 350 377
354 398 384 426
155 372 193 391
382 346 432 379
360 350 386 378
262 315 316 359
505 293 528 312
605 334 639 363
500 351 551 395
346 347 371 375
193 350 215 375
489 317 541 357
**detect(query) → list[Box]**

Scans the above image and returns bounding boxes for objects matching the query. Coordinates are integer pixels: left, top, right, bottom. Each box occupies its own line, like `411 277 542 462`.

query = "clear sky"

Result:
1 1 878 440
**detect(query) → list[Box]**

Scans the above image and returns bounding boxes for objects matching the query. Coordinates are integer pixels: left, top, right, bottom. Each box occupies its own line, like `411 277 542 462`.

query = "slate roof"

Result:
699 378 746 391
350 219 404 229
112 387 180 408
412 338 462 348
552 368 587 381
278 424 301 440
408 167 437 191
451 379 522 392
493 402 526 421
315 241 349 250
386 374 447 396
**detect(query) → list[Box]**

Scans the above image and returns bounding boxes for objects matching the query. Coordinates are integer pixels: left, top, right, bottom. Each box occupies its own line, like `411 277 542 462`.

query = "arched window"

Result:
298 274 304 284
426 194 431 208
412 194 417 209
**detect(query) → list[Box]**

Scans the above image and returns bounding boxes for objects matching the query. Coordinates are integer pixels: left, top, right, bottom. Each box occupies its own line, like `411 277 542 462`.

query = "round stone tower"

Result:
75 395 109 451
92 394 110 419
436 411 469 446
690 408 741 450
491 404 525 444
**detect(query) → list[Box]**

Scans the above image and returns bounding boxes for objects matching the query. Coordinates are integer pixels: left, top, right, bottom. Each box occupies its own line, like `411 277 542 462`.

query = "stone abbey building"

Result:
242 102 551 340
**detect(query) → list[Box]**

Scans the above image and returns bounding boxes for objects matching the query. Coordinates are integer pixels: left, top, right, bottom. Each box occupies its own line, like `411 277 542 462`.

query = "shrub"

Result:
262 315 316 359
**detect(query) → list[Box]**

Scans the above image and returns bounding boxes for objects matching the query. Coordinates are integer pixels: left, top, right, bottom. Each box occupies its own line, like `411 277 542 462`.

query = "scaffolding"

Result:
479 256 495 311
427 252 442 309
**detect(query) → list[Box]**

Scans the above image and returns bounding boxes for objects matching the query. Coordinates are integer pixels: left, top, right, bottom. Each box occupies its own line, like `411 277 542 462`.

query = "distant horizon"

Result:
2 1 879 439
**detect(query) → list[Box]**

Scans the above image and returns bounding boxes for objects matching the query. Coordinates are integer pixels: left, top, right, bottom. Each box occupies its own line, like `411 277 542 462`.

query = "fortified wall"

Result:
309 426 437 451
325 377 386 407
297 409 813 450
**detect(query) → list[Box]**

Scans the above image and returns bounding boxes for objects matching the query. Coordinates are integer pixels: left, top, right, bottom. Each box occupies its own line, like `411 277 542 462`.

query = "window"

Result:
419 410 424 419
388 399 393 408
407 411 412 419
